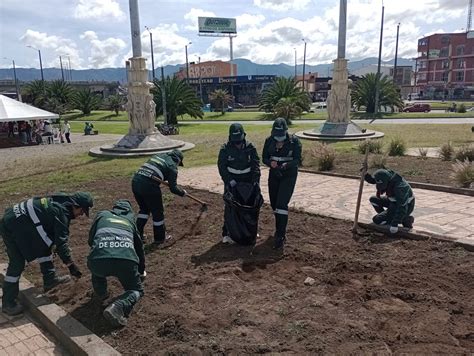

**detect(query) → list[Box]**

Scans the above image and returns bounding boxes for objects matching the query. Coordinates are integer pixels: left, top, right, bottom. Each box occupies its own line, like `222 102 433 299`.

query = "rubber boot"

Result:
136 217 148 241
44 275 71 292
103 302 128 327
153 224 166 244
2 281 22 315
2 303 24 316
402 215 415 229
273 213 288 249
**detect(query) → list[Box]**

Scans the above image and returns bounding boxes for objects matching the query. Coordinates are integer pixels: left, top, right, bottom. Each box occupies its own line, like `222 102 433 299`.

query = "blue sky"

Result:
0 0 467 70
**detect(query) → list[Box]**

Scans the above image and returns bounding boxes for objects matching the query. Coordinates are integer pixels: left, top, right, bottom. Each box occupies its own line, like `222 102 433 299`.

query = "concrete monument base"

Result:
296 122 384 141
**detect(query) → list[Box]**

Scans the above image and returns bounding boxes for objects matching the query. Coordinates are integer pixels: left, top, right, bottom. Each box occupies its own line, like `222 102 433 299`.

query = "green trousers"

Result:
87 259 143 317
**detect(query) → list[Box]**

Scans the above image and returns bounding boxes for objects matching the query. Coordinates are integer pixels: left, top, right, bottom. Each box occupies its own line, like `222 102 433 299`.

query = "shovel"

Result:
352 139 370 235
151 176 208 212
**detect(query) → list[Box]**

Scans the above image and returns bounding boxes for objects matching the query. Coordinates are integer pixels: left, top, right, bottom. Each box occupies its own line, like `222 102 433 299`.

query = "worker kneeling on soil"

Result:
0 192 93 316
132 149 186 244
262 118 302 249
218 123 261 245
365 169 415 233
87 199 145 327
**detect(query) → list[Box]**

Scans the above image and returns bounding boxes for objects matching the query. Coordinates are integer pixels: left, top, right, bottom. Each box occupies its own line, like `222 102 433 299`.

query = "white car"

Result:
309 102 327 112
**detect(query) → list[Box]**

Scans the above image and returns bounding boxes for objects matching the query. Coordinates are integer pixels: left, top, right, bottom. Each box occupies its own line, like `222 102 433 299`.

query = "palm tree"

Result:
151 77 203 125
45 80 75 114
107 94 124 115
258 77 310 123
23 80 48 109
209 89 233 115
274 97 303 122
72 89 102 115
351 73 404 113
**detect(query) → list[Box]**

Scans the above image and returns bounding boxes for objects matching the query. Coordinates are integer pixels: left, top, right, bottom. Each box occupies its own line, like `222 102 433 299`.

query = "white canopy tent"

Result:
0 95 58 122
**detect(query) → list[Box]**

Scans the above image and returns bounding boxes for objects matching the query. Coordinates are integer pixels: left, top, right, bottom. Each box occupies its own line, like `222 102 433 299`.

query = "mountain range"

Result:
0 57 414 83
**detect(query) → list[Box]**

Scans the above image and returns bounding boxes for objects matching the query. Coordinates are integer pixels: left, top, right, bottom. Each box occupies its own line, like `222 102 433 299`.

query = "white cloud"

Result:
253 0 310 12
236 13 266 29
183 8 215 31
80 31 127 68
73 0 125 21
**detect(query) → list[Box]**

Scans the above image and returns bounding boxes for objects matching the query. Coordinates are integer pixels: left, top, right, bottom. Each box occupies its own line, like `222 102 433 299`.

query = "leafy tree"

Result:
258 77 310 123
72 89 102 115
274 97 304 123
209 89 233 115
351 73 404 113
23 80 48 109
107 94 125 115
151 77 203 125
45 80 75 114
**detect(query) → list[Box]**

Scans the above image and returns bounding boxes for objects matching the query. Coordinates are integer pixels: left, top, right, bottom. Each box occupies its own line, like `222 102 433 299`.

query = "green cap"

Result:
271 118 288 142
70 192 93 217
169 149 184 166
229 123 245 142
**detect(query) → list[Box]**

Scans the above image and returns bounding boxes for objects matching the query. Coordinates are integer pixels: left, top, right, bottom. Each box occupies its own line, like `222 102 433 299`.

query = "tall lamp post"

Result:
67 55 73 81
145 26 155 80
374 3 385 115
393 22 400 84
185 42 192 80
26 45 44 82
294 48 297 78
3 57 20 100
302 39 307 91
59 56 65 81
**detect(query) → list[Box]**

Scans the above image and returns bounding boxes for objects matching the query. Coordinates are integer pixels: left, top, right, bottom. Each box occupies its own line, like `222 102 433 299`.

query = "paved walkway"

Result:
0 291 66 355
179 166 474 243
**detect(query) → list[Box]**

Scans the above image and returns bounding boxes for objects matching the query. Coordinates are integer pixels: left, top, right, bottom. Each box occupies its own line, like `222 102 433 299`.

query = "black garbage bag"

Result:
223 182 264 245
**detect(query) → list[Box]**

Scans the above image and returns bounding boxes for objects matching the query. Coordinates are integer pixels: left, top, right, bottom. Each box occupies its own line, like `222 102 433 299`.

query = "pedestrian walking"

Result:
87 200 145 327
0 192 93 315
63 120 71 143
132 149 187 244
262 118 302 249
218 123 261 244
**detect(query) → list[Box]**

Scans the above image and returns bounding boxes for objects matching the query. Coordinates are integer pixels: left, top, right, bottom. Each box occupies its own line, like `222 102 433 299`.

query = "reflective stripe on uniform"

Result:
153 220 164 226
96 227 133 240
137 213 149 219
270 156 293 162
37 255 53 263
4 275 20 283
227 167 251 174
388 197 397 202
274 209 288 215
371 202 379 207
142 163 164 180
26 199 53 247
408 196 415 203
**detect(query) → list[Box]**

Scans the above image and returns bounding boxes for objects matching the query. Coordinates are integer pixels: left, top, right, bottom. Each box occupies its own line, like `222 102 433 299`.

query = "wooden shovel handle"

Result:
150 176 209 206
352 140 370 232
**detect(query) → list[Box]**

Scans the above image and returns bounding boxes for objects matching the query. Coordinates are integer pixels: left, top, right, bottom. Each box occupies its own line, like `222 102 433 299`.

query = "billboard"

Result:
198 17 236 34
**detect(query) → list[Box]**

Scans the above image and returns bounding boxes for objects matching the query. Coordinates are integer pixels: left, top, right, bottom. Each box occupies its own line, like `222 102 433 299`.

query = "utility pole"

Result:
59 56 65 81
374 4 384 115
27 45 44 81
198 56 203 103
68 56 73 81
161 66 167 125
393 23 400 85
145 26 155 79
185 42 191 80
294 48 297 78
302 39 307 91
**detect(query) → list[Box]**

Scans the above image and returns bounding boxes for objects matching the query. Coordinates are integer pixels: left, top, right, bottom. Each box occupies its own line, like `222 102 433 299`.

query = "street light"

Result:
59 55 65 81
185 42 192 80
67 55 73 81
294 48 297 78
302 39 307 91
393 23 400 85
145 26 155 80
3 57 20 100
26 45 44 82
374 3 385 115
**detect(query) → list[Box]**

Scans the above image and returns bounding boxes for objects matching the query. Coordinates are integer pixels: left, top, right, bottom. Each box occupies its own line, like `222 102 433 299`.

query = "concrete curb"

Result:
0 265 120 356
299 169 474 197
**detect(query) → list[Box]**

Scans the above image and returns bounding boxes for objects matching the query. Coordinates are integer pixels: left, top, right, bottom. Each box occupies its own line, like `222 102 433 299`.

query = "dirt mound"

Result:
18 178 474 354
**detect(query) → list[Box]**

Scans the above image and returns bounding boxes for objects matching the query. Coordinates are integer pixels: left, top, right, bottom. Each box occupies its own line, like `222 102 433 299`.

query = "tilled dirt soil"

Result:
2 178 473 354
304 153 461 187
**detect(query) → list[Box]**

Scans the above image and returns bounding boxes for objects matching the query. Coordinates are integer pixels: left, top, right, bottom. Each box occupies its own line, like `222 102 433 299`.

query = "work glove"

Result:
139 271 147 282
229 180 237 187
389 226 399 234
68 263 82 278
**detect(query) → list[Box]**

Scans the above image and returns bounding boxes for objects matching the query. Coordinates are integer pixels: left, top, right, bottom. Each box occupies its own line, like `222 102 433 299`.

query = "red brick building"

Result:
415 32 474 99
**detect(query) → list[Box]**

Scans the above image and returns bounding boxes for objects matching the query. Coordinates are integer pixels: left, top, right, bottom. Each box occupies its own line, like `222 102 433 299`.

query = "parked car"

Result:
403 103 431 113
309 102 327 112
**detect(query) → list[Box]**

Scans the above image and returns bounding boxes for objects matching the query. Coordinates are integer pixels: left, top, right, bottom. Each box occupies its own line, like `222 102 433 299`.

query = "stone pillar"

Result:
327 58 352 124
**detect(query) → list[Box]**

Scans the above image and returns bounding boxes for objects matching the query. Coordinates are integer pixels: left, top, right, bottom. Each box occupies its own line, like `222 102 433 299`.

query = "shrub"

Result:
387 137 406 156
310 143 336 171
357 139 383 154
439 142 454 161
369 154 387 169
418 147 428 160
451 160 474 188
457 103 466 113
454 144 474 162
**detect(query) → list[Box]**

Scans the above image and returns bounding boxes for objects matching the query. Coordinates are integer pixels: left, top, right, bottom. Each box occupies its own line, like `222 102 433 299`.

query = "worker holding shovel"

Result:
132 149 187 245
364 169 415 233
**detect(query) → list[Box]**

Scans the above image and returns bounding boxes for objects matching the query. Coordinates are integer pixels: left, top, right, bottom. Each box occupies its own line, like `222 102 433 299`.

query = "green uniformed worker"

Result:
262 118 302 249
218 123 261 244
132 149 186 244
0 192 93 316
87 199 145 327
365 168 415 233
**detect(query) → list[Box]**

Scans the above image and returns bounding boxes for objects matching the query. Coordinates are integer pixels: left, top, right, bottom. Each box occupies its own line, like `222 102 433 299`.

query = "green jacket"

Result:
262 134 302 176
0 197 72 263
133 153 185 196
365 169 414 226
88 200 145 273
217 141 261 184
